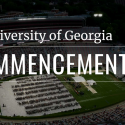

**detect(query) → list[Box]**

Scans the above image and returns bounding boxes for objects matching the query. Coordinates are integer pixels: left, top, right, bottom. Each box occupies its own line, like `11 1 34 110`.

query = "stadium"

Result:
0 17 125 125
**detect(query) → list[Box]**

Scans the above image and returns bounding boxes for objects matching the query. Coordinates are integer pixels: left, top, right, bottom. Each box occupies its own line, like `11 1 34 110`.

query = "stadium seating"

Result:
0 43 123 79
0 105 125 124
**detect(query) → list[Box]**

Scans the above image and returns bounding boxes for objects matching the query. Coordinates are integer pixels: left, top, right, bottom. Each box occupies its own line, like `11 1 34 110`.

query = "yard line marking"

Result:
78 96 106 102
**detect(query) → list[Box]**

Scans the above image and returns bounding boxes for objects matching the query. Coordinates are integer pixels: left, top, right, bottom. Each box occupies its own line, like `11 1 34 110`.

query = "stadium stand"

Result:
0 43 124 79
0 27 100 44
0 104 125 124
0 18 124 124
2 74 81 116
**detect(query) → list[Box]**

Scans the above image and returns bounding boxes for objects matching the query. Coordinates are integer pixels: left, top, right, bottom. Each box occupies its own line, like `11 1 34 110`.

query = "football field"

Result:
56 70 125 114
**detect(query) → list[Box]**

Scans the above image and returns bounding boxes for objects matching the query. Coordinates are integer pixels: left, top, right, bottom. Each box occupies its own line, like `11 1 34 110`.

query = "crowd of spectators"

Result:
1 105 125 124
12 74 81 115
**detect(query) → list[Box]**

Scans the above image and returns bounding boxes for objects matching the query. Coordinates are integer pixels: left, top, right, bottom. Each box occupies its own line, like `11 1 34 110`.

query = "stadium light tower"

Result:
94 13 103 17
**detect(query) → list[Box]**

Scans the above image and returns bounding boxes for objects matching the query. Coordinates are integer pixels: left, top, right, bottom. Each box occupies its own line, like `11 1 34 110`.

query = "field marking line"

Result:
78 96 106 103
0 70 123 83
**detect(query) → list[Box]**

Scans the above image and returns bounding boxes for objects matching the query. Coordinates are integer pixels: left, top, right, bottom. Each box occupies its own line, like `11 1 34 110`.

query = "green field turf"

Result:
56 71 125 113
